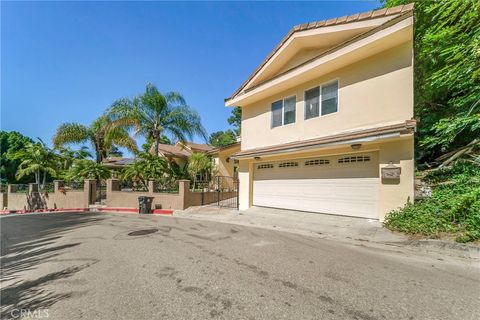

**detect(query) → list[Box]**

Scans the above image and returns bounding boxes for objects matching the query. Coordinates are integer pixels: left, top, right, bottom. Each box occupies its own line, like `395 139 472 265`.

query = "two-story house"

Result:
225 4 415 221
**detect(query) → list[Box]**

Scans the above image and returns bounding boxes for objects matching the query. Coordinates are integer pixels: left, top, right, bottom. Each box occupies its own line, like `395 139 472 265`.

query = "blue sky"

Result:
1 1 380 153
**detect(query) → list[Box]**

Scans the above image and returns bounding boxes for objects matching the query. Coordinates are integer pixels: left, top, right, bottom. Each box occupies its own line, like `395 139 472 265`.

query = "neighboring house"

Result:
155 141 239 181
103 157 136 168
225 4 415 221
153 141 214 168
207 142 241 179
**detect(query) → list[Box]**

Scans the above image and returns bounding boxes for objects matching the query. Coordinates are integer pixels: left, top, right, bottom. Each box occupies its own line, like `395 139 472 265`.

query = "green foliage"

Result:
382 0 480 162
9 140 59 186
107 83 207 156
385 163 480 242
53 115 138 163
0 131 34 183
120 152 187 190
65 159 111 181
227 107 242 136
209 129 237 147
121 153 167 186
187 152 213 190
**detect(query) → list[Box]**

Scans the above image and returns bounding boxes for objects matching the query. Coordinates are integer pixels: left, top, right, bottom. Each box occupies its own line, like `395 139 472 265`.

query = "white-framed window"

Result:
271 96 296 128
304 80 338 120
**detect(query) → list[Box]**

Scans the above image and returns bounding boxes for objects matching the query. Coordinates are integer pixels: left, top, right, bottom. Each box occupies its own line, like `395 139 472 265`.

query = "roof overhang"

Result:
226 13 413 107
232 120 416 159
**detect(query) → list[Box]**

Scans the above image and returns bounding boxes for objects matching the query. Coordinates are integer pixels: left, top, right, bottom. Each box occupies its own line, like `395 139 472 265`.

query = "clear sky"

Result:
1 0 380 153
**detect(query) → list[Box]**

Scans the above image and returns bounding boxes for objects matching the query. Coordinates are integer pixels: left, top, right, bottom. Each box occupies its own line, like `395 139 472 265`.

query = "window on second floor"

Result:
271 96 296 128
304 80 338 120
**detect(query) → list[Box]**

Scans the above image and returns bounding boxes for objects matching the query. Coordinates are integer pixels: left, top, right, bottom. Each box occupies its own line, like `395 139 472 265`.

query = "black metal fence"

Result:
119 180 148 192
154 180 179 194
195 176 239 209
39 183 55 193
96 180 107 204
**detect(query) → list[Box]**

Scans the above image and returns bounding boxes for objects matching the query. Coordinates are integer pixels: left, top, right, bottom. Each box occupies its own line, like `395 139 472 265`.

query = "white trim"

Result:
270 95 297 128
234 132 402 159
225 16 413 107
242 15 402 92
304 78 340 120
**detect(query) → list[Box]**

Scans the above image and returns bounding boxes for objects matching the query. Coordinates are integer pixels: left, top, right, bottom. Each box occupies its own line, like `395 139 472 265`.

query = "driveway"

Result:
1 212 479 320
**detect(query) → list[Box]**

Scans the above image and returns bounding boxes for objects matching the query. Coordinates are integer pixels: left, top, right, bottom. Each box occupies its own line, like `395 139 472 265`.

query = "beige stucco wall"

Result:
214 145 241 178
6 190 88 211
240 41 413 151
106 191 184 210
238 136 414 220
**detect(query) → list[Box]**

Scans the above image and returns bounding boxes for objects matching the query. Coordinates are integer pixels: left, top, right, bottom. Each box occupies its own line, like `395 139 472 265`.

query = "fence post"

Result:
28 183 39 194
217 176 220 206
178 180 190 210
53 180 64 193
148 180 156 194
84 179 96 206
8 184 18 194
107 179 120 193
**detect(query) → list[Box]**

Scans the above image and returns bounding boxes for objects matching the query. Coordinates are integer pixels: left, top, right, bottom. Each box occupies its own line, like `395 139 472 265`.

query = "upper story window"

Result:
305 80 338 120
272 96 296 128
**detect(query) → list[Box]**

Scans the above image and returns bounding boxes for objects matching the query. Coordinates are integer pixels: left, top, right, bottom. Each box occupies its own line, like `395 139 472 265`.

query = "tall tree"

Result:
10 140 58 186
228 107 242 136
53 115 138 163
187 152 212 191
0 131 33 183
382 0 480 165
209 129 237 147
64 159 111 182
107 83 207 156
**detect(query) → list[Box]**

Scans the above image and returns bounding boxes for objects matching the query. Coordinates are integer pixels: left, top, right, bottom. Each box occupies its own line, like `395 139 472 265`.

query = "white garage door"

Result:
253 152 379 219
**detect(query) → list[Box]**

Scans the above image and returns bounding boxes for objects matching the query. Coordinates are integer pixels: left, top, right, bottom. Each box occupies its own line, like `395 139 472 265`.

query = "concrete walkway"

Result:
175 205 480 260
176 205 406 243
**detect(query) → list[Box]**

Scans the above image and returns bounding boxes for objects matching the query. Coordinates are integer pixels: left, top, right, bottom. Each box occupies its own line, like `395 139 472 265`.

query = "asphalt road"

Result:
1 212 479 320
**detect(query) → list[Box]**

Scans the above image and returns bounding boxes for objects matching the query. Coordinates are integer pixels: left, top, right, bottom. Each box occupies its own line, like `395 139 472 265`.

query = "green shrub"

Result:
384 163 480 242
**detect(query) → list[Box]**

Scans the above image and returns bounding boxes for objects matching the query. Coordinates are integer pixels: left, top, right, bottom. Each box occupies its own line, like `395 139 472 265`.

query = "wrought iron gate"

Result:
95 180 107 204
200 176 239 209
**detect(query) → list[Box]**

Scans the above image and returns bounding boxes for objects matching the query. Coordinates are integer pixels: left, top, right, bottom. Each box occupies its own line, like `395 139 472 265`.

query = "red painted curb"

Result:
152 209 174 215
97 207 139 213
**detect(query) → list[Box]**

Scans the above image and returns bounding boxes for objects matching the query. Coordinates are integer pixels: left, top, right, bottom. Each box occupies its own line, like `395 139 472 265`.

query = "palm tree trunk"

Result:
42 170 46 188
154 134 160 156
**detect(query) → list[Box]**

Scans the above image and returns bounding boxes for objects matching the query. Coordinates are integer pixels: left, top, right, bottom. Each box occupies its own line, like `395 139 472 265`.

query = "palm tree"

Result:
65 159 111 182
187 152 213 191
56 146 92 170
53 115 138 163
11 141 58 186
107 83 207 156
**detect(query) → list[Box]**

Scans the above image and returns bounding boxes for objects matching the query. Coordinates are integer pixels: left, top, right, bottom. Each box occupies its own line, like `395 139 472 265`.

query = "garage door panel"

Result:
253 153 379 219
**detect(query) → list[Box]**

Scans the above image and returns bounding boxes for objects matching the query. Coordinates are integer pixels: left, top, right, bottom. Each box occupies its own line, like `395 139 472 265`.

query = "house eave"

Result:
232 120 416 159
225 13 413 107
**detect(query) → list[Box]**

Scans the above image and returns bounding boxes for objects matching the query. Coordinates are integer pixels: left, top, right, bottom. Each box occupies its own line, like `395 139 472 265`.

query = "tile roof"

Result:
226 3 414 102
157 144 191 158
183 142 214 152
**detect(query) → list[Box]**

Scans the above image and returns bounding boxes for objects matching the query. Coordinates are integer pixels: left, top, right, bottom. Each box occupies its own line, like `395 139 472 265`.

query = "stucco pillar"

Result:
238 159 253 210
148 181 156 194
28 183 39 194
8 184 18 193
107 179 120 193
54 180 64 193
178 180 190 210
84 179 96 207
